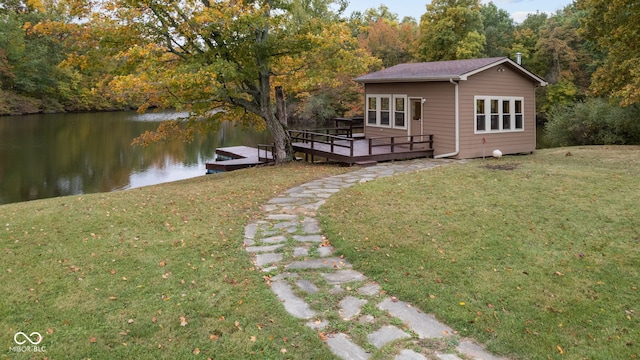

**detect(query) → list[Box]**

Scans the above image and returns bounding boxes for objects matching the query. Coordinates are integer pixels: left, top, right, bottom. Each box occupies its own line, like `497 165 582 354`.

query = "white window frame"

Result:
474 96 525 134
366 94 408 130
392 95 408 130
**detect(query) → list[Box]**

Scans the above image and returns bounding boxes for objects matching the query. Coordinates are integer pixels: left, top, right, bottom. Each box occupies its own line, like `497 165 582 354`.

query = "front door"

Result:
409 98 424 146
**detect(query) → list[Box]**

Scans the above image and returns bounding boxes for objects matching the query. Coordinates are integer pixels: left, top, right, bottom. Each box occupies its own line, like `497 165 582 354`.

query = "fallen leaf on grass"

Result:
193 348 200 355
280 348 287 354
180 316 188 327
250 336 256 342
557 345 564 354
89 337 97 343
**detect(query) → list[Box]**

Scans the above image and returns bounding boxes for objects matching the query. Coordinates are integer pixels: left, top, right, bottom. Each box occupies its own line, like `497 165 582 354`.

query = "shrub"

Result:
544 98 640 147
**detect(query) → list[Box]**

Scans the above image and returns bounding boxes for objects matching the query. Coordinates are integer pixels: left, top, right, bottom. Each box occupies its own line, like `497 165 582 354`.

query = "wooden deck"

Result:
205 123 434 172
206 145 274 172
290 130 434 165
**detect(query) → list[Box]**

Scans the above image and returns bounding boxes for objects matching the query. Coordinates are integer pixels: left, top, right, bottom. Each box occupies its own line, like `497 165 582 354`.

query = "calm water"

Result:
0 111 272 205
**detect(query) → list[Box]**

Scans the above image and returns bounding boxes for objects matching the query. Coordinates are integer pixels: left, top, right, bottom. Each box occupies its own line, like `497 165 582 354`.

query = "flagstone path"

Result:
244 159 508 360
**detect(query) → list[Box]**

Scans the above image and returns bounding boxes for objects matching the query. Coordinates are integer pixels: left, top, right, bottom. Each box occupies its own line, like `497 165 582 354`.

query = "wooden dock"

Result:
206 145 274 172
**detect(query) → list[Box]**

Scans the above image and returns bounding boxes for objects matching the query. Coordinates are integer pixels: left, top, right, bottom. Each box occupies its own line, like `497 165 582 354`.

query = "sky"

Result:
344 0 575 24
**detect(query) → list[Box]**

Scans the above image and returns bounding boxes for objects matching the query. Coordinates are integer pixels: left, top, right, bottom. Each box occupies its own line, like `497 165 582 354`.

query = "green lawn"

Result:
319 146 640 360
0 163 348 360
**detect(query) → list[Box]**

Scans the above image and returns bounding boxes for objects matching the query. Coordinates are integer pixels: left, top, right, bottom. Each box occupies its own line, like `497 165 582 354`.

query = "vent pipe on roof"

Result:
516 52 522 65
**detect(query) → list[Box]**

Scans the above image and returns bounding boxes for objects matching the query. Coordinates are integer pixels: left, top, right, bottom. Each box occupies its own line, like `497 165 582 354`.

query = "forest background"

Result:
1 0 638 148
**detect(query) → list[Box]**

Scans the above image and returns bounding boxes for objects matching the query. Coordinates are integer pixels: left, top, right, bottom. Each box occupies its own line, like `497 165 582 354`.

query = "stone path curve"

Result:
243 158 507 360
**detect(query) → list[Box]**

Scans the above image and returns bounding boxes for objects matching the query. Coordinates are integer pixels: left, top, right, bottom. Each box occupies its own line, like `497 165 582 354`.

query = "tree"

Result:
534 5 594 112
358 17 417 67
105 0 367 163
417 0 486 61
480 2 514 57
577 0 640 106
509 12 547 72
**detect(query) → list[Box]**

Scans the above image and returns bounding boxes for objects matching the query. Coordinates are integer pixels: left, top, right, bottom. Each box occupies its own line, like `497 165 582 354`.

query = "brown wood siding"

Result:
457 65 538 159
363 82 456 156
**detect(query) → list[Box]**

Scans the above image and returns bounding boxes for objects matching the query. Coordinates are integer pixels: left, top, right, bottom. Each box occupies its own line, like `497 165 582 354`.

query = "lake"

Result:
0 111 273 205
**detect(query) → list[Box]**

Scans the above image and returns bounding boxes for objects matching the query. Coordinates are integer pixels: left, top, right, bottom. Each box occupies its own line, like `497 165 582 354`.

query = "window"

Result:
394 96 407 128
381 97 390 126
476 99 486 131
474 96 524 133
365 94 407 129
490 100 499 130
515 100 523 129
412 100 422 121
502 100 511 130
367 97 377 125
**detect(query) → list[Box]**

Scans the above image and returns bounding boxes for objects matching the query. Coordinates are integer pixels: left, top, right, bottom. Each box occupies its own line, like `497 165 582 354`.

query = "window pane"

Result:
368 97 377 109
381 111 390 126
515 114 523 129
476 99 485 113
381 97 390 111
395 98 404 111
394 113 404 127
491 100 498 114
515 100 522 113
476 115 486 131
412 101 421 120
491 115 499 130
502 100 510 113
503 115 511 129
368 111 377 124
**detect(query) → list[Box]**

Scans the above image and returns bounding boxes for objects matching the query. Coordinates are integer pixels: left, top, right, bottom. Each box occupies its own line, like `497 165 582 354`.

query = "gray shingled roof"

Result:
355 57 546 86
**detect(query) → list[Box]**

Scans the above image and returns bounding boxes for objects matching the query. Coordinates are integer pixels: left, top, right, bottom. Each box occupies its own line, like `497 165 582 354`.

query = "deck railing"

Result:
289 130 356 157
290 130 434 158
368 134 434 154
257 143 276 163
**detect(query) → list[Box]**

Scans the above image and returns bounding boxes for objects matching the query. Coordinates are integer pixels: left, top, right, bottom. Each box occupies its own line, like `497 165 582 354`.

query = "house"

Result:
354 57 547 159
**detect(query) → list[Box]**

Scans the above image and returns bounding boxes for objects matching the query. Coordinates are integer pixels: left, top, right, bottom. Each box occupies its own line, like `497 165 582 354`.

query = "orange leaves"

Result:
179 316 188 327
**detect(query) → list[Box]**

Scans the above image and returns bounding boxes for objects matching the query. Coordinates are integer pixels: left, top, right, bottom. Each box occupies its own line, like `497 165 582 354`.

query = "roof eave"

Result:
354 76 463 84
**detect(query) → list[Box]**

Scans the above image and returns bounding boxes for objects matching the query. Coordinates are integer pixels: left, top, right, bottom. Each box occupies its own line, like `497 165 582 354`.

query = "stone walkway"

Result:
243 159 507 360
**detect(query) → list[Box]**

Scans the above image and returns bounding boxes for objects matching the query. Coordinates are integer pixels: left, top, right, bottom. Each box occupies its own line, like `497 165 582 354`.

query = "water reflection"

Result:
0 111 272 204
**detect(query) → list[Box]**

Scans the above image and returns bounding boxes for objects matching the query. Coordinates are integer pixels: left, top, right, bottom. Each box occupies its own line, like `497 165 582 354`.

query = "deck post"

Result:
410 135 414 151
390 137 395 153
369 138 373 155
350 139 354 157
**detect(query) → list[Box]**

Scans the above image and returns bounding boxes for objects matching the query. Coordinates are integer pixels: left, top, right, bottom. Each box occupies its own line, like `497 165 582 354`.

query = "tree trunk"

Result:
259 68 293 164
276 85 287 126
256 1 293 164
